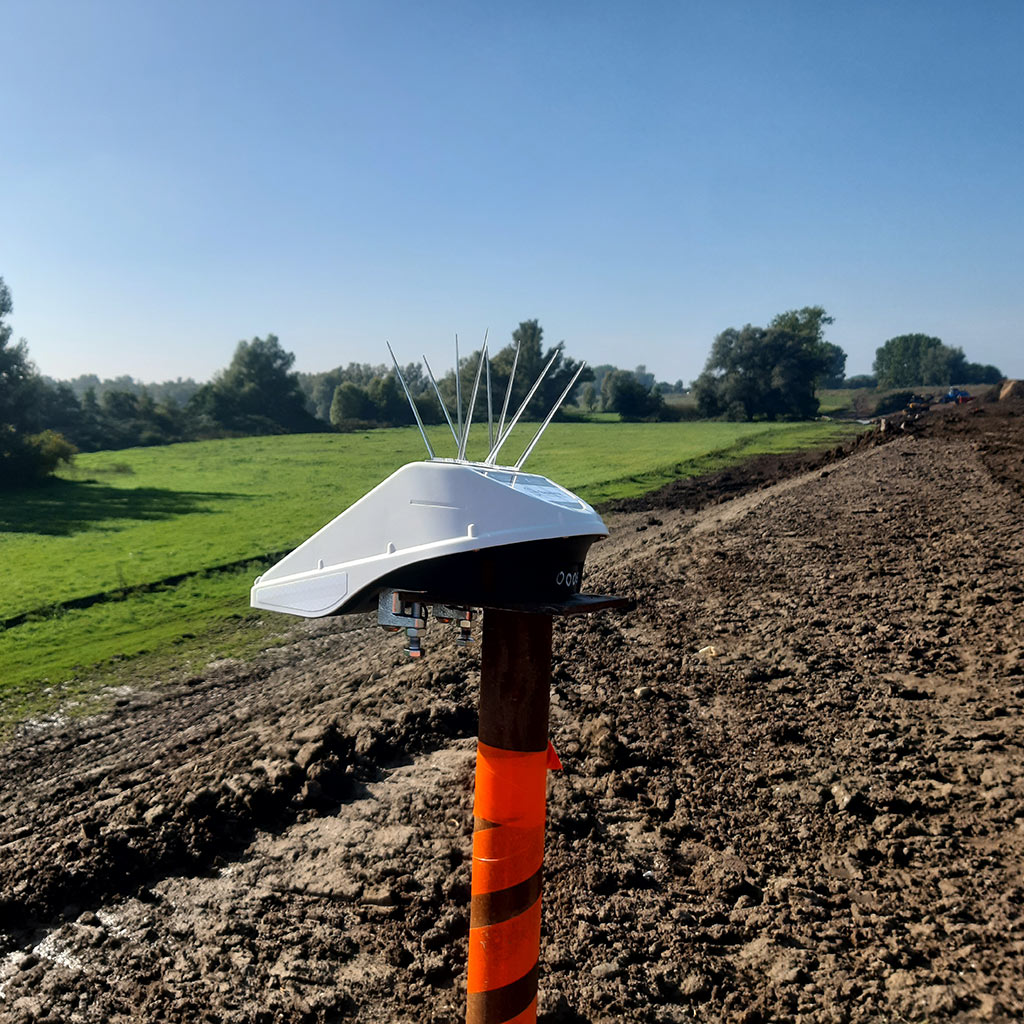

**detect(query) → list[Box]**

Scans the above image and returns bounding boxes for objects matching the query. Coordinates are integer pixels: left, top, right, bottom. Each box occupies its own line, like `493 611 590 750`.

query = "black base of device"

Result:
336 534 604 614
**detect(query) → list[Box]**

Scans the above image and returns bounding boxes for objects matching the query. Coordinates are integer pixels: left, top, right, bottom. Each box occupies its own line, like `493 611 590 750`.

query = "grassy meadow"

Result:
0 418 864 723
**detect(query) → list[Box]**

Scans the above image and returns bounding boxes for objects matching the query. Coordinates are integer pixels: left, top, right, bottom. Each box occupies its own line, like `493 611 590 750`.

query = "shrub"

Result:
0 427 76 486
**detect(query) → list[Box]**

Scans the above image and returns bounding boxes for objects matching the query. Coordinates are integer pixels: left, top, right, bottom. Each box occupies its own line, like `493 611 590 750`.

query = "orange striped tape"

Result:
473 743 547 827
466 741 549 1024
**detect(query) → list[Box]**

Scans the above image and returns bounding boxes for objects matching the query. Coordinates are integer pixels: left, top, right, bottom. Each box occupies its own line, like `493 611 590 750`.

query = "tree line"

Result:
297 336 684 431
1 294 622 484
298 320 596 432
56 374 201 408
693 309 1003 420
871 334 1002 389
2 279 79 483
1 272 1007 487
693 307 847 421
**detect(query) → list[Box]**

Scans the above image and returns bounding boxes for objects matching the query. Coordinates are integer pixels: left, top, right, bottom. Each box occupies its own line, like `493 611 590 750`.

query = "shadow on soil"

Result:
0 479 247 536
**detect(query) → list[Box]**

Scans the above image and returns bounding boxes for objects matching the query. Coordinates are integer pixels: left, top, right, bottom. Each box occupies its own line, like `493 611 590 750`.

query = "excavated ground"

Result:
1 400 1023 1023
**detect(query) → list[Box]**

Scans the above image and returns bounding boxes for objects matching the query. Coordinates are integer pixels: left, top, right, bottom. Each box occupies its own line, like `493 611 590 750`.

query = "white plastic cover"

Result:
250 460 607 618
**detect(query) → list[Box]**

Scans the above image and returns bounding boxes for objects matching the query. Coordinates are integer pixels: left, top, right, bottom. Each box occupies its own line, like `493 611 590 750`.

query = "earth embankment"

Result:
1 400 1022 1023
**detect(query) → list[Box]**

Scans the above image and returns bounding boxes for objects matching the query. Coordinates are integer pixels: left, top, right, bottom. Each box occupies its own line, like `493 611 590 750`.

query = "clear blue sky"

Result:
3 0 1022 385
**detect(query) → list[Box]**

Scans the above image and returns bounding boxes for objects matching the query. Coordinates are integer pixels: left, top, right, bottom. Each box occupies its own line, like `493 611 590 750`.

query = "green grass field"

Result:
0 419 863 721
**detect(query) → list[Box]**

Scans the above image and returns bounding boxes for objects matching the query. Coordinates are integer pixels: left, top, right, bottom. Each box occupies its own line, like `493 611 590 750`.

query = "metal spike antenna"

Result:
455 334 463 448
486 344 564 465
486 344 563 464
459 341 488 461
496 341 521 442
486 357 494 450
386 342 435 459
485 335 494 451
423 354 459 449
515 361 588 471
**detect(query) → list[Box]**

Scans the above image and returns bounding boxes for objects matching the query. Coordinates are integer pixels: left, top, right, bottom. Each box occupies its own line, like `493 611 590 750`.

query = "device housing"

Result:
250 459 607 616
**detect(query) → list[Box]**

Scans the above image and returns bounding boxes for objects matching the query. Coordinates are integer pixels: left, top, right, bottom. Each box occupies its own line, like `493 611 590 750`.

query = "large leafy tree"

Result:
819 342 848 388
694 306 841 420
0 278 39 429
600 369 665 420
874 334 949 387
329 381 377 426
190 334 320 434
0 277 76 484
445 320 592 427
873 334 1002 387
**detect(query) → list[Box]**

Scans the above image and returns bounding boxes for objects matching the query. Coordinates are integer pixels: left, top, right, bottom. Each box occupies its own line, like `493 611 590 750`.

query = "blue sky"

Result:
2 0 1021 385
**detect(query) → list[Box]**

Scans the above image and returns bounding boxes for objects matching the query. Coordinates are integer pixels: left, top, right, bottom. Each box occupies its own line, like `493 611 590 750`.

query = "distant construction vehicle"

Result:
940 387 973 404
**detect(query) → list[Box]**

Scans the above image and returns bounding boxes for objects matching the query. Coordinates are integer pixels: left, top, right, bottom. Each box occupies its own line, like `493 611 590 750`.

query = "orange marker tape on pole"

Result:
466 610 553 1024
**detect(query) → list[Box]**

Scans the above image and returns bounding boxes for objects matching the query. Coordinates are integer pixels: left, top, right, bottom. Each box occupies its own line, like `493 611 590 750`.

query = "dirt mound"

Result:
604 430 879 516
2 406 1023 1023
999 380 1024 402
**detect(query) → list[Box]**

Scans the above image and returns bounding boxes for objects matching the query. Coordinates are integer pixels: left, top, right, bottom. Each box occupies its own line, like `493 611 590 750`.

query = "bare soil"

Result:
2 399 1023 1023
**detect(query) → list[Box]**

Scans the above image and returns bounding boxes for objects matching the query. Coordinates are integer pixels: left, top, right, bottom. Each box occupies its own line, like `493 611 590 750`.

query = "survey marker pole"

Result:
466 598 627 1024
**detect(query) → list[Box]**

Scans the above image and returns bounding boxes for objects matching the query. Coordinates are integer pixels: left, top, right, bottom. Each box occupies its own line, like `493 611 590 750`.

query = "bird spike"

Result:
423 354 459 449
497 340 521 442
454 334 462 446
459 340 488 461
515 361 587 470
485 335 494 451
486 344 564 465
386 341 435 459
